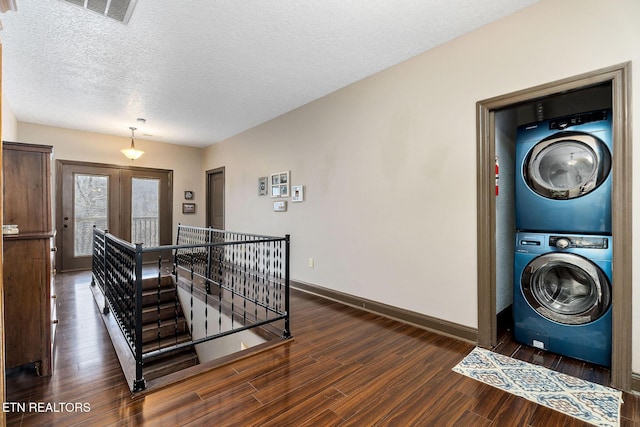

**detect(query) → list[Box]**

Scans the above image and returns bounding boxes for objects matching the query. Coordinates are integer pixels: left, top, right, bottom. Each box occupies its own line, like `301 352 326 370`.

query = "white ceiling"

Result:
0 0 538 147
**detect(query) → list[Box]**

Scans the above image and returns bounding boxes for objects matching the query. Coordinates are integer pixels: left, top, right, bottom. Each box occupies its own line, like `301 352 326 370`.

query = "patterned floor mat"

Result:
452 347 621 427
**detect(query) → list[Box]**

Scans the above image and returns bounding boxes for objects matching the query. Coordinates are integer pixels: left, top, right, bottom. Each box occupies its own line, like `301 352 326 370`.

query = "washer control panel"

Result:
549 235 608 249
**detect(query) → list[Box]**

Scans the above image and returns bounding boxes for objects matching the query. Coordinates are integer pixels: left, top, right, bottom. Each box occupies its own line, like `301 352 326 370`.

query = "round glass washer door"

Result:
521 253 611 325
524 131 611 200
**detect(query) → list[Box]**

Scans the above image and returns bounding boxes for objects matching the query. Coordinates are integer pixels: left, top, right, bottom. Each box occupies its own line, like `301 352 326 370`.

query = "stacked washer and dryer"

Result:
513 109 613 367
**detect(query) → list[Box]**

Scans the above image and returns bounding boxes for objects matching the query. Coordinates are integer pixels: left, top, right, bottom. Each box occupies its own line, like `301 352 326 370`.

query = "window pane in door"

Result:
74 174 109 256
132 177 160 247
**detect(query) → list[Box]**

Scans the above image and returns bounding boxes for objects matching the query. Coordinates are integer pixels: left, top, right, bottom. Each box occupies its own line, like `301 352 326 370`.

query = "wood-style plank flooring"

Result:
5 271 640 426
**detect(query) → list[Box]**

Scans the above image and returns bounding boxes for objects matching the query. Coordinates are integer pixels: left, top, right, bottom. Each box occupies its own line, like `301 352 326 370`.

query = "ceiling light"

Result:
121 126 144 160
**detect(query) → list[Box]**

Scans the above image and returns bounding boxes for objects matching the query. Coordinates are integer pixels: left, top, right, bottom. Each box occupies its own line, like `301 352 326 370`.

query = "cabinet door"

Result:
3 239 49 370
2 144 52 233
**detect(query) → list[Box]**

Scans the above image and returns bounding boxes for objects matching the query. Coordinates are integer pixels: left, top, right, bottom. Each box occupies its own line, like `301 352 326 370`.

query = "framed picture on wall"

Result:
258 177 268 196
271 171 290 198
291 185 304 202
184 190 194 200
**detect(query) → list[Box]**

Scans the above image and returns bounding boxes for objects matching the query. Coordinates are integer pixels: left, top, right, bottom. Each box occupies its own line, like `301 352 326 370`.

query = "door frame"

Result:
206 166 225 229
476 62 632 390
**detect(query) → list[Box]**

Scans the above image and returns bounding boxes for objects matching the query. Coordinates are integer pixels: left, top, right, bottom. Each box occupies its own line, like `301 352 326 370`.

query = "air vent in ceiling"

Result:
62 0 137 24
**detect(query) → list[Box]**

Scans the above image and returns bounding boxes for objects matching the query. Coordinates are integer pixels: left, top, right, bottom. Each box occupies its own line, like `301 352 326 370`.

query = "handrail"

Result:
91 225 291 392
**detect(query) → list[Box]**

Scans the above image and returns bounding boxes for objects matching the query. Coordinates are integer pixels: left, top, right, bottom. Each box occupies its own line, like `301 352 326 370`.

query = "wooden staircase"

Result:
140 275 199 381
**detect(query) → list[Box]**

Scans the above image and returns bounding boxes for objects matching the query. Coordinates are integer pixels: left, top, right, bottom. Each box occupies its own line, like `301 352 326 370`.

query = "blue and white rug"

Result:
452 347 622 427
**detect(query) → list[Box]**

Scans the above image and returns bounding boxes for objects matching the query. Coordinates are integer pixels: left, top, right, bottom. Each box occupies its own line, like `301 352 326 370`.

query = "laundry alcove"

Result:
476 62 633 391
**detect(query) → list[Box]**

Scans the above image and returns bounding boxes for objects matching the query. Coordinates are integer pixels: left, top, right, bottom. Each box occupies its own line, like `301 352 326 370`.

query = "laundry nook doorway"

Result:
475 62 632 391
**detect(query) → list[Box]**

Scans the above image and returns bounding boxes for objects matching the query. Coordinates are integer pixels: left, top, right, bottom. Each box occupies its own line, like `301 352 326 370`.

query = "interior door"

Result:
207 167 225 229
59 163 121 271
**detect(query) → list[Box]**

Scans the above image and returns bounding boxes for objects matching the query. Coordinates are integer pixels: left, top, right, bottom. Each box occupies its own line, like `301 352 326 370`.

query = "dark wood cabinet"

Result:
2 142 55 375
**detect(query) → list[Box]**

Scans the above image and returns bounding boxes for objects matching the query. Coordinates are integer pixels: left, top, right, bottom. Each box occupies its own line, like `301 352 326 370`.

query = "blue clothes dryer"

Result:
513 232 612 367
515 109 612 234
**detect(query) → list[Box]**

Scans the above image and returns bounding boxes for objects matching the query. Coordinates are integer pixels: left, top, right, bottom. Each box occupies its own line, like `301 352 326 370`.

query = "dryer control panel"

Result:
549 109 609 130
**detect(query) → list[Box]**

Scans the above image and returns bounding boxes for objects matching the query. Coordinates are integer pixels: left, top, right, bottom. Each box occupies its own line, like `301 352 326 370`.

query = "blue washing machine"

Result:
513 232 612 367
515 109 612 234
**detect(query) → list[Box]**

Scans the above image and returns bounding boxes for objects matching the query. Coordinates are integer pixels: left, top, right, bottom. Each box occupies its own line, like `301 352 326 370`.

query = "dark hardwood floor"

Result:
5 271 640 426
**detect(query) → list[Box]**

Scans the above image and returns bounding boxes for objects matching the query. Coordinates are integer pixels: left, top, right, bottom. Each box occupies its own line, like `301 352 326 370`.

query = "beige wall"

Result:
2 93 17 141
203 0 640 370
17 123 206 240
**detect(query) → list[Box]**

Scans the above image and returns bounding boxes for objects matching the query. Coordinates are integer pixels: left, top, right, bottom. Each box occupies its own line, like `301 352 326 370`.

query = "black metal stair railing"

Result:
172 226 291 344
91 225 291 392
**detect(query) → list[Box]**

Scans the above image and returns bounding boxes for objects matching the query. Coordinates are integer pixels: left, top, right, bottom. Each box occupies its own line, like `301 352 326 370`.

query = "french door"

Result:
57 161 173 271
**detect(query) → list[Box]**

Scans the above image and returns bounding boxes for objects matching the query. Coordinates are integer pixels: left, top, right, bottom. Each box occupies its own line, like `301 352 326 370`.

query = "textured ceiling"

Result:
0 0 538 147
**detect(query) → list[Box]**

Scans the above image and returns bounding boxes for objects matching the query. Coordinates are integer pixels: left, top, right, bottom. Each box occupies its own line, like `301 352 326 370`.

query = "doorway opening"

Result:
476 63 632 391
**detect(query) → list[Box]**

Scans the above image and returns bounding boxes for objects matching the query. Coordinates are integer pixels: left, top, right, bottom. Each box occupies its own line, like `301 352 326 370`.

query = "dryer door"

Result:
524 131 611 200
521 253 611 325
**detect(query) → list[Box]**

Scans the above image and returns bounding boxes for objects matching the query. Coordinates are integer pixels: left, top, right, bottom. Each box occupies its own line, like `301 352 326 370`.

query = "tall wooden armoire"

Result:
2 141 56 376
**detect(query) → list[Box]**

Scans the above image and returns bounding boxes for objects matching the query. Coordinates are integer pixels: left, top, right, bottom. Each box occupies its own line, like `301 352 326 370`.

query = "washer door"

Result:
524 131 611 200
521 253 611 325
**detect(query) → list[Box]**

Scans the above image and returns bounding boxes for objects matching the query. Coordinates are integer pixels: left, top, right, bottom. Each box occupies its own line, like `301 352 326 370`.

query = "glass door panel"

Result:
74 174 109 256
121 168 173 263
131 177 160 246
59 163 121 271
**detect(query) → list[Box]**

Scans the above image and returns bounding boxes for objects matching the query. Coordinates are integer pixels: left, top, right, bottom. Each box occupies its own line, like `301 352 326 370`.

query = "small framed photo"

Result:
291 185 304 202
182 203 196 214
258 177 268 196
271 171 290 198
184 190 194 200
273 201 287 212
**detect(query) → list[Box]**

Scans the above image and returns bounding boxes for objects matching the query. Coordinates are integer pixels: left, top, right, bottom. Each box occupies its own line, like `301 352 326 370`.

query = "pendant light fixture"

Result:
121 126 144 160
